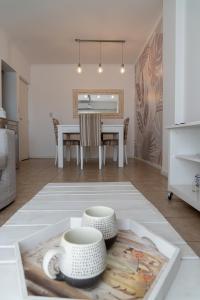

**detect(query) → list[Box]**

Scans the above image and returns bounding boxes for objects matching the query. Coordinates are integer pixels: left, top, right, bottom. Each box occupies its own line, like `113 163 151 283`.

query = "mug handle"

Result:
42 246 65 279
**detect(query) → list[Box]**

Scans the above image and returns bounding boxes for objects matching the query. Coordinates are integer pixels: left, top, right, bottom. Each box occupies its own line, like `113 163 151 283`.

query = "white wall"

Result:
28 64 135 158
0 27 30 106
184 0 200 122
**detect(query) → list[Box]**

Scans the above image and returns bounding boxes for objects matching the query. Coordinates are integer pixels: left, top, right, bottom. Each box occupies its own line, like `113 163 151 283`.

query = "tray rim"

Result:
15 217 181 300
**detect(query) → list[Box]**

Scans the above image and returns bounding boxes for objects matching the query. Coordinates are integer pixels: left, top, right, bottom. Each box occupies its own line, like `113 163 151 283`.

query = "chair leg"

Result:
85 147 88 162
76 145 79 165
113 145 118 162
66 146 70 162
55 146 58 165
99 146 102 170
80 146 84 170
124 145 128 165
103 145 106 165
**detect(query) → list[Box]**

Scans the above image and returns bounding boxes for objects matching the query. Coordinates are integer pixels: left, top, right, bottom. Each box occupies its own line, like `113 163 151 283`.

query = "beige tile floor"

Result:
0 158 200 256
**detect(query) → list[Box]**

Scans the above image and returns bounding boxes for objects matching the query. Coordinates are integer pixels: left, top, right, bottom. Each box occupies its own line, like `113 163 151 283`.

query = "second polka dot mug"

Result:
82 206 118 248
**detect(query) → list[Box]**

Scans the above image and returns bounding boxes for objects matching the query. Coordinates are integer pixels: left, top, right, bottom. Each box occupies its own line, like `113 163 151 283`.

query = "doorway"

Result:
1 61 19 166
1 61 17 121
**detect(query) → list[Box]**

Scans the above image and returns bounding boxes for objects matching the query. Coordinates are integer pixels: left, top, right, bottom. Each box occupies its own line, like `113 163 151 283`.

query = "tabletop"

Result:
0 181 200 299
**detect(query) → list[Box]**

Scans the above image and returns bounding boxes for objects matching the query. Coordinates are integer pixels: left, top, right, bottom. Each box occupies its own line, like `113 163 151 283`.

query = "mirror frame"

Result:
73 89 124 119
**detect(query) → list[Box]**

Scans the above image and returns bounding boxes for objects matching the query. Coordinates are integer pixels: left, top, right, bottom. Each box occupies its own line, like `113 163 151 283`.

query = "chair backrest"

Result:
52 118 59 145
79 113 101 147
124 117 129 145
6 120 18 134
0 118 7 129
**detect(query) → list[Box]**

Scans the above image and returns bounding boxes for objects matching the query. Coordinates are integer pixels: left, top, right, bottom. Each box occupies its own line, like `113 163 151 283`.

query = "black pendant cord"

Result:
99 42 102 66
121 42 124 66
78 40 81 66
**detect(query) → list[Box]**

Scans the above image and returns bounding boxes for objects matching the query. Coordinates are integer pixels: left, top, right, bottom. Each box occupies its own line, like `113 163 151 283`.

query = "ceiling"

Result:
0 0 162 64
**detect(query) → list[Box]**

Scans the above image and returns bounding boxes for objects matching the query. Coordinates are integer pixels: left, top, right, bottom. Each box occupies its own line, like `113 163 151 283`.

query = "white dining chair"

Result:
102 117 129 165
52 118 80 165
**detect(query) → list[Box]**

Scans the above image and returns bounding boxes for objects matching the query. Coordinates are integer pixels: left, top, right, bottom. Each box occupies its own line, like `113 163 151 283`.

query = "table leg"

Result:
118 127 124 167
58 130 64 168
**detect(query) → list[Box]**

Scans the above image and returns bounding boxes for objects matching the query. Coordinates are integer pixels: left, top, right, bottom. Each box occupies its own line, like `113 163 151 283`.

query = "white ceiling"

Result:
0 0 162 64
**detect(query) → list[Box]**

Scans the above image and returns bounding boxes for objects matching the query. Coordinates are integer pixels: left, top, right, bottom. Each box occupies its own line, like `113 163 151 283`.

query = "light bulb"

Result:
98 64 103 73
77 63 82 74
120 64 125 74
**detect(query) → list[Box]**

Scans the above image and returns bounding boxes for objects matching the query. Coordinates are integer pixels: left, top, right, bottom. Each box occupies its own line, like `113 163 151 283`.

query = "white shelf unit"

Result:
176 154 200 163
168 122 200 211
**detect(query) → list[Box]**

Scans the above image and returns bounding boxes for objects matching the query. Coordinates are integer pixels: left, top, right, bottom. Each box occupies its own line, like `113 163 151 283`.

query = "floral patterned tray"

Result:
15 218 181 300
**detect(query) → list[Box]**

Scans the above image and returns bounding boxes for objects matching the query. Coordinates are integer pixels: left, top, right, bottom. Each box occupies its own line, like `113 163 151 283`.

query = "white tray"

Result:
15 218 181 300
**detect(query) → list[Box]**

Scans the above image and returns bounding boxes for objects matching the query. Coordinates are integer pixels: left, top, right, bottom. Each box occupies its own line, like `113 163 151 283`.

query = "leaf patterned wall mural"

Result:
135 21 163 166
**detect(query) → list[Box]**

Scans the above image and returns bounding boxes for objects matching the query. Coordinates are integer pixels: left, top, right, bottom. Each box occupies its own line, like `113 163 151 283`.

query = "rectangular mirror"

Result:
73 89 124 119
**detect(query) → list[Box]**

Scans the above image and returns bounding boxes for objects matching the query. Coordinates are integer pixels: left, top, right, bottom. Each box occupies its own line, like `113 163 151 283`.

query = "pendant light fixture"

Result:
77 40 82 74
120 42 125 74
98 42 103 73
75 39 126 74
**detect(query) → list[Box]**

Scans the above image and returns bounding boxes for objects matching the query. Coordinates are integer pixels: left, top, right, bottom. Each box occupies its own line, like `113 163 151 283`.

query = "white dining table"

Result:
0 181 200 299
57 124 124 168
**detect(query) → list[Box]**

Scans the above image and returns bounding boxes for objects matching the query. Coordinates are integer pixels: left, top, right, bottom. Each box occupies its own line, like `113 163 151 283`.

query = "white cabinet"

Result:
168 122 200 211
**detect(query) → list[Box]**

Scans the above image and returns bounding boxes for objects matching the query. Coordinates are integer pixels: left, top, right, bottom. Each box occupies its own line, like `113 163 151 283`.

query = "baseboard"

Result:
30 154 135 159
161 169 168 177
128 155 135 159
29 155 55 159
134 157 161 170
